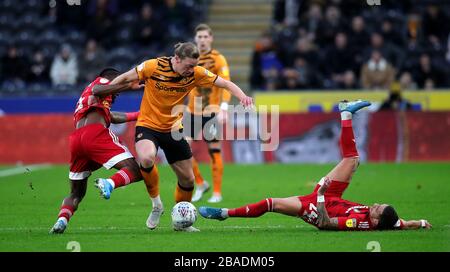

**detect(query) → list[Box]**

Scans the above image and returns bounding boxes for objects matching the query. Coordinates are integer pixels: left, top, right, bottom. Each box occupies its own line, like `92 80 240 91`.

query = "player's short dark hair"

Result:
377 205 399 230
174 42 200 60
195 23 213 35
99 68 120 80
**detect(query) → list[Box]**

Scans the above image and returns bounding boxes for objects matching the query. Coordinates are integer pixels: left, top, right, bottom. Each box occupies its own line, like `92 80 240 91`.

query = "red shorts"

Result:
69 124 133 180
297 178 349 216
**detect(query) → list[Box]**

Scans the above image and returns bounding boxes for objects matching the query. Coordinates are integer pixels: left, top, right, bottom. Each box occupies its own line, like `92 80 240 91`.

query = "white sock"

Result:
222 208 229 218
57 217 68 225
341 111 352 120
107 179 115 189
151 195 163 209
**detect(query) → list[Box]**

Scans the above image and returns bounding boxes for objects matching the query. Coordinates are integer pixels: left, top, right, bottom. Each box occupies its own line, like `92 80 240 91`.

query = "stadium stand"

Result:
0 0 209 96
251 0 450 91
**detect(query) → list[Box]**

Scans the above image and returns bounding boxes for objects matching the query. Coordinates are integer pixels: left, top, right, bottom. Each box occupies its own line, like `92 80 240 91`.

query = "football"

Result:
171 201 198 229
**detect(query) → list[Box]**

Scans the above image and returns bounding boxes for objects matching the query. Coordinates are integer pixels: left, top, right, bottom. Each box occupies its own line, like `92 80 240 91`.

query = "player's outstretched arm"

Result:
213 76 253 108
110 111 139 124
316 177 339 230
93 69 143 97
400 219 432 230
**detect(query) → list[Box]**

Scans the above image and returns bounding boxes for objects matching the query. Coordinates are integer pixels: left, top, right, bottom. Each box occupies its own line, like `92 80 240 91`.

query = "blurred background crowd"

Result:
251 0 450 91
0 0 449 96
0 0 207 95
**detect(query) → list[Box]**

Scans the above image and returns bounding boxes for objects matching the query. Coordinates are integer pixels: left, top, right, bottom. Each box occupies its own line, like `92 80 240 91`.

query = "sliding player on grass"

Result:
50 68 142 234
200 100 432 231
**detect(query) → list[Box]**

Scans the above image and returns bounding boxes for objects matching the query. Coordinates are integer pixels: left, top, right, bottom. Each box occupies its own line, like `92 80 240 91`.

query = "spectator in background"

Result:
27 50 50 85
135 3 166 48
325 32 356 88
379 82 413 111
86 0 119 46
0 45 27 89
250 33 283 90
50 44 78 86
348 16 370 74
78 39 106 84
162 0 193 40
399 71 417 90
280 56 319 90
365 32 403 69
361 50 396 90
413 53 445 89
298 3 323 39
337 70 359 89
423 5 450 47
316 5 346 47
381 18 405 48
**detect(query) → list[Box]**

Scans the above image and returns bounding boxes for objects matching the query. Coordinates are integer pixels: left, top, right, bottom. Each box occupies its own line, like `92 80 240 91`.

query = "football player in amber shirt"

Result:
199 100 432 231
185 24 231 204
92 42 253 231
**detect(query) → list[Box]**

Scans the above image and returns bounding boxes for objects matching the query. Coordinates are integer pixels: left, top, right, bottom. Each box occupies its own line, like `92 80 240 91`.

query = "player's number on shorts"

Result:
67 241 81 252
366 241 381 252
306 203 318 222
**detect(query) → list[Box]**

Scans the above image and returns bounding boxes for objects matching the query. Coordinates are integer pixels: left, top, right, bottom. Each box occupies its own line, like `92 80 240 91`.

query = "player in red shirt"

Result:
199 100 432 231
50 68 143 234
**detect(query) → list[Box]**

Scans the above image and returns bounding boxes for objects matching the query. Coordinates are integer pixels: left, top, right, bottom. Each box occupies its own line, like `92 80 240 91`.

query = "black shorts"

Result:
183 113 221 142
135 126 192 164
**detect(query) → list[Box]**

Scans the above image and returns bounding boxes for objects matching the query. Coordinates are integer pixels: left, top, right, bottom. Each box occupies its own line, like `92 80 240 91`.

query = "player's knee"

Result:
178 172 195 186
139 157 155 169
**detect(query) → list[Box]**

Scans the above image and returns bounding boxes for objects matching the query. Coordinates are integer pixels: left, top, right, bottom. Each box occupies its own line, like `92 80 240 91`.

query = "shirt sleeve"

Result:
135 59 157 81
195 66 218 88
337 216 371 230
216 55 232 103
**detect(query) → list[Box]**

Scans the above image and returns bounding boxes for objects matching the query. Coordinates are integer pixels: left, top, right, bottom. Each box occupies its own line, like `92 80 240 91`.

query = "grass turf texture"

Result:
0 163 449 252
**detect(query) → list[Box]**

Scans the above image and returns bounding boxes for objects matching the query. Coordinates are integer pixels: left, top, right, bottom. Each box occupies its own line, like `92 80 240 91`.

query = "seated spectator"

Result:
135 3 166 48
78 39 106 84
1 45 27 86
379 82 413 111
279 56 319 90
348 16 370 72
381 18 405 48
27 50 51 85
413 53 446 89
50 44 79 86
399 71 417 90
361 50 396 90
364 32 404 69
423 5 449 47
337 70 359 89
325 32 356 88
250 33 283 90
316 5 346 47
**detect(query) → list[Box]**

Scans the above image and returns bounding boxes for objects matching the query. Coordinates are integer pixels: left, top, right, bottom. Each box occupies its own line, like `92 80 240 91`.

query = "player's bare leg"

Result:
171 158 199 232
50 179 87 234
94 158 142 199
206 141 223 203
136 139 164 229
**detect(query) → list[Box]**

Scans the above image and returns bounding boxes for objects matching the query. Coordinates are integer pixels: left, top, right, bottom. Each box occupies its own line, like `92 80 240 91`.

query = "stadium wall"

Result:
1 112 449 164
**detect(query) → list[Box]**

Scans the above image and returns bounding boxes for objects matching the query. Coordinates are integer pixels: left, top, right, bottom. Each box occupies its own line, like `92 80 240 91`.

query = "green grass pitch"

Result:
0 163 449 252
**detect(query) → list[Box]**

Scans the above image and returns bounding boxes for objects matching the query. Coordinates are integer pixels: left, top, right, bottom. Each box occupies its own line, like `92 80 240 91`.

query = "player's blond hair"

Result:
195 23 213 36
174 42 200 60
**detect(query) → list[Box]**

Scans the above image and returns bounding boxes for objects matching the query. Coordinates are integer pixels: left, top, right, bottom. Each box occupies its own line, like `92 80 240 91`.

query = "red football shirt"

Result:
73 77 113 127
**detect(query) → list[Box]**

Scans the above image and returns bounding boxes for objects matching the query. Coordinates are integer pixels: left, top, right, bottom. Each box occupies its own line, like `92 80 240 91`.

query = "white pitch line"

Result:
0 164 53 178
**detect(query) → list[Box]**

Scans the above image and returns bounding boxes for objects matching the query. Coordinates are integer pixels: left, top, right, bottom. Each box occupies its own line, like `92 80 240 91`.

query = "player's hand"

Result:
217 109 227 124
129 80 145 90
317 177 331 196
240 96 254 109
422 220 432 229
